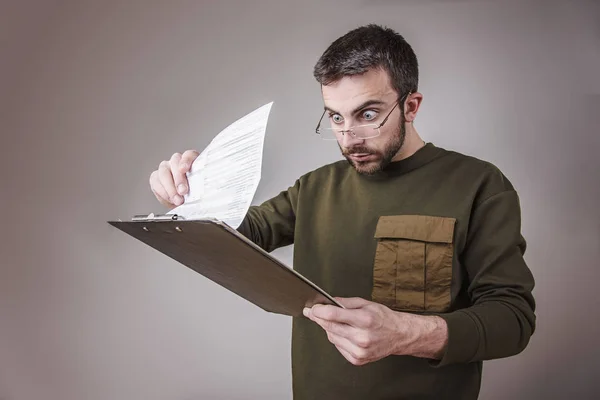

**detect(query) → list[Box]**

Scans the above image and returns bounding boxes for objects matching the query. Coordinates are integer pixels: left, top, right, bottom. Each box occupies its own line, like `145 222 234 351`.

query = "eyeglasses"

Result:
315 92 411 141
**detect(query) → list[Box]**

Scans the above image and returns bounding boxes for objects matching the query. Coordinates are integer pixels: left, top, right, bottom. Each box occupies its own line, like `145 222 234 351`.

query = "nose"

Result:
339 130 364 148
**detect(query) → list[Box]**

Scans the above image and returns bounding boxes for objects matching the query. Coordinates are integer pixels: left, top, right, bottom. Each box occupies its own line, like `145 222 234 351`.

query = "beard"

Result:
339 113 406 175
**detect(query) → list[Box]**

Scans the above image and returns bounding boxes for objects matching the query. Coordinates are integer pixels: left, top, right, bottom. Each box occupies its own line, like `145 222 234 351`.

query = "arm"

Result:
433 189 536 366
236 179 300 253
304 190 535 366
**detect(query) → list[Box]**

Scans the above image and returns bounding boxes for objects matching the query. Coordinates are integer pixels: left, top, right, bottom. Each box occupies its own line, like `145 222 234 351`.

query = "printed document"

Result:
168 102 273 228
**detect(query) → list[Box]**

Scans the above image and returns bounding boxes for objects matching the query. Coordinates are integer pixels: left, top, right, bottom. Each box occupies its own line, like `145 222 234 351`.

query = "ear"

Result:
403 92 423 123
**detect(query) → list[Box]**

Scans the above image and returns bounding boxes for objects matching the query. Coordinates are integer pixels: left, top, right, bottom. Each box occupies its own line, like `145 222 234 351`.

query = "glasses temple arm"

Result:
315 109 327 133
377 91 412 128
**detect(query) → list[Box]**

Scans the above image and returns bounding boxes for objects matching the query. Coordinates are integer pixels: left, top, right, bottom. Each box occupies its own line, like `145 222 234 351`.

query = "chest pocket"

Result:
372 215 456 313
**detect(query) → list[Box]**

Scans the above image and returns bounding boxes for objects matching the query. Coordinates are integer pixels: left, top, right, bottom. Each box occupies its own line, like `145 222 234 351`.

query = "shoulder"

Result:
433 145 517 201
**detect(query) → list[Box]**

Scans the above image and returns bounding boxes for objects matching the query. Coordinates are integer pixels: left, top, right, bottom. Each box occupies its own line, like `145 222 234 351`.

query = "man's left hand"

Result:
303 297 447 366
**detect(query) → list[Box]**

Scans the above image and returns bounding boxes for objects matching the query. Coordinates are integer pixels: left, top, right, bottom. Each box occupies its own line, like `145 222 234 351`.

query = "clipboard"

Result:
108 214 343 317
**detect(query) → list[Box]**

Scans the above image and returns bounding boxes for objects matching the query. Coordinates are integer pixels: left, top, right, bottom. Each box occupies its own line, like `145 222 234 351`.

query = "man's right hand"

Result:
149 150 200 209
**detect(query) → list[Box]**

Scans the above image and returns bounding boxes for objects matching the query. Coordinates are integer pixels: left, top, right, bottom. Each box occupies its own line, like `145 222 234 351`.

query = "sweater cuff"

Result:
430 310 481 367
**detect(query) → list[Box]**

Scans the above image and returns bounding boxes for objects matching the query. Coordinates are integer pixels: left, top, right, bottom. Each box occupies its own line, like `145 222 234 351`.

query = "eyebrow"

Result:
324 99 387 116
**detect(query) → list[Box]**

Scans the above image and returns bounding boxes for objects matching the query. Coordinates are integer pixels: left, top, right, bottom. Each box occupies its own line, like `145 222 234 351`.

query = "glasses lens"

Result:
352 124 380 139
319 128 341 140
318 124 380 140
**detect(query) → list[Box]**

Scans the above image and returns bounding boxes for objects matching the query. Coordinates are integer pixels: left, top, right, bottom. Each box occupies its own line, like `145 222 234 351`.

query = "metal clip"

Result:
131 213 184 222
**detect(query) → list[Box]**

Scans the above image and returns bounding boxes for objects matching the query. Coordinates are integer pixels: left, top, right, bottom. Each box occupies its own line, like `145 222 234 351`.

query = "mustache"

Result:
342 146 376 156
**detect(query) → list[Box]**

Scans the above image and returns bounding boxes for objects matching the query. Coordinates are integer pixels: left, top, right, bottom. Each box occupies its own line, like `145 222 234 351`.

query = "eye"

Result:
329 113 344 124
362 110 378 121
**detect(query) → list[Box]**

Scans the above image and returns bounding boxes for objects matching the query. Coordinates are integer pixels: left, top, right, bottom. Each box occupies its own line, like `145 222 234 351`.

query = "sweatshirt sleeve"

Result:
434 189 536 366
236 179 300 253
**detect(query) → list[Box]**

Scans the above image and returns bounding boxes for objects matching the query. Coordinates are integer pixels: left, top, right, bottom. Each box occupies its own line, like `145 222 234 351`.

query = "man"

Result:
149 24 536 399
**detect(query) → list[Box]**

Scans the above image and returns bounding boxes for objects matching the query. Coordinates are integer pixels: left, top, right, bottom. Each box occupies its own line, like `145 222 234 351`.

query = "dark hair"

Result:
313 24 418 99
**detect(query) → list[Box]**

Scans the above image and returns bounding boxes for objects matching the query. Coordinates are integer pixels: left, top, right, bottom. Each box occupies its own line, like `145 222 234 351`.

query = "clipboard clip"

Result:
131 213 185 222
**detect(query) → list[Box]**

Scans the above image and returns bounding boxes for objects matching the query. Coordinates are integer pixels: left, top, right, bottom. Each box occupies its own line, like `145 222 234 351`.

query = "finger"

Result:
326 332 369 365
158 161 183 206
309 304 368 328
149 171 172 207
169 153 188 195
179 149 199 172
313 316 374 349
310 315 355 339
336 346 363 366
334 297 372 309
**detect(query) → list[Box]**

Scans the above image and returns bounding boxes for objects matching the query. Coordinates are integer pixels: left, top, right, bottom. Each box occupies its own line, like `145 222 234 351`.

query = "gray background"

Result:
0 0 598 399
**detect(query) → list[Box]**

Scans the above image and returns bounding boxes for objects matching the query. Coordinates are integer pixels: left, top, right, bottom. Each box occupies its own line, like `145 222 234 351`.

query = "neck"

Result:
392 123 425 162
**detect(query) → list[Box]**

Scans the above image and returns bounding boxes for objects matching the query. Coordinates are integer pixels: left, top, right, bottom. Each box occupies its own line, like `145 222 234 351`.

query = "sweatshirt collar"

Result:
356 142 444 179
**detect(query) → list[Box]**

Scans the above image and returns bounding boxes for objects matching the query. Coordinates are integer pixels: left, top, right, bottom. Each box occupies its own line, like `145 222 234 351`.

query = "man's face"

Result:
321 68 405 175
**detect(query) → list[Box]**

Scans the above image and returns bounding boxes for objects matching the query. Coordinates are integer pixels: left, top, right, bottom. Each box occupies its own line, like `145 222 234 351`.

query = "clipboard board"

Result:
108 214 343 317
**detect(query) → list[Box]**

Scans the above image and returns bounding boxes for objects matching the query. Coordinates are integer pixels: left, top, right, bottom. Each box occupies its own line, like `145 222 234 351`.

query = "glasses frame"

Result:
315 91 412 140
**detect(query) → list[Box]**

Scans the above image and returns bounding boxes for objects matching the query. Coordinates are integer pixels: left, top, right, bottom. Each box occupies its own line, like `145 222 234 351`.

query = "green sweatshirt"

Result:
237 142 536 400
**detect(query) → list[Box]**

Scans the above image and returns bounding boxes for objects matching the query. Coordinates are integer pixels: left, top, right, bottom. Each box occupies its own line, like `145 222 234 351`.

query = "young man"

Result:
149 24 536 399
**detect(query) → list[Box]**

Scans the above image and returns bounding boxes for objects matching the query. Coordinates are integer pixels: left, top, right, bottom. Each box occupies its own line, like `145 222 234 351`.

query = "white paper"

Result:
168 102 273 228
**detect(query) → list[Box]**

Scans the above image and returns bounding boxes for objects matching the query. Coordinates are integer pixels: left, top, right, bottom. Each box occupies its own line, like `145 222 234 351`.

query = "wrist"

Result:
394 313 448 359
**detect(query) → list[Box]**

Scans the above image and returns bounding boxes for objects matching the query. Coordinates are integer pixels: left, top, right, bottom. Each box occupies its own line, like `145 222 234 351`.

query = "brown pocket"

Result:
372 215 456 312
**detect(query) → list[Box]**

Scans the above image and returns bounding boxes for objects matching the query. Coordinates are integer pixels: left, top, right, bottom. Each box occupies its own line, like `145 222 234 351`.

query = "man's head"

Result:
313 24 421 175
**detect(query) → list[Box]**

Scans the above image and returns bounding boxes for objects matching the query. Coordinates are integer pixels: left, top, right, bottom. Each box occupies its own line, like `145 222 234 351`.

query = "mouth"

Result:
348 153 376 162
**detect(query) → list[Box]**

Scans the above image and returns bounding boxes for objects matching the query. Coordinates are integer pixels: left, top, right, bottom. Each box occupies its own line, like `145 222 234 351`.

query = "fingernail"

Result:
303 307 310 317
180 163 189 170
178 184 187 194
173 195 183 205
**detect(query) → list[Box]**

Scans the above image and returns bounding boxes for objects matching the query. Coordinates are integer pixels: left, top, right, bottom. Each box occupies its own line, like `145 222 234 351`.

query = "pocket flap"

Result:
374 215 456 243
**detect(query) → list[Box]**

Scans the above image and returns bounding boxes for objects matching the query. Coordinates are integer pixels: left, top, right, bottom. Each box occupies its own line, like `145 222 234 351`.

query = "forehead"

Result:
321 68 396 112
